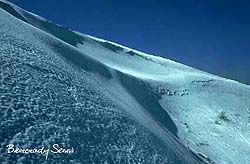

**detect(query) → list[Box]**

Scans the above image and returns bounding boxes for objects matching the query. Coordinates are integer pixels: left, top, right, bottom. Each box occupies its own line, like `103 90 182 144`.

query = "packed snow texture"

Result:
0 0 250 164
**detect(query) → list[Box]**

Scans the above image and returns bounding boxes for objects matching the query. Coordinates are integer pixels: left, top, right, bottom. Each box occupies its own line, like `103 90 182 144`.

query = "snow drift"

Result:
0 1 250 164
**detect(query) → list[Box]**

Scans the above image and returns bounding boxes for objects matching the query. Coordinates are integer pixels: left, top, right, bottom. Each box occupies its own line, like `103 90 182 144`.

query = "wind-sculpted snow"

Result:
0 0 85 47
117 72 178 136
0 2 202 164
1 0 250 164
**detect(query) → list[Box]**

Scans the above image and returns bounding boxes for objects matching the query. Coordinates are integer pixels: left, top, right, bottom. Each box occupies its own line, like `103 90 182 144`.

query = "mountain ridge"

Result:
1 1 250 164
1 0 249 87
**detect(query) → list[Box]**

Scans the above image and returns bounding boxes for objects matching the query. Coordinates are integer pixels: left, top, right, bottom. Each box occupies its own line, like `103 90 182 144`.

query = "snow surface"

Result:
0 0 250 164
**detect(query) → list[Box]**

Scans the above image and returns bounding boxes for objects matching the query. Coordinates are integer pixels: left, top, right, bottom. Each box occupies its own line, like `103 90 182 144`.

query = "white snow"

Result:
1 0 250 163
77 25 250 164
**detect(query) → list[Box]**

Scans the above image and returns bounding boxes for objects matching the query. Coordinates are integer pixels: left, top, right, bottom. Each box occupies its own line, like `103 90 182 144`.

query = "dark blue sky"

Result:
9 0 250 84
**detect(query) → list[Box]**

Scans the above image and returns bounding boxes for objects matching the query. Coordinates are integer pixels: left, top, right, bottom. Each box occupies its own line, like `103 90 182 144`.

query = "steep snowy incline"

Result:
0 1 203 164
79 35 250 164
1 0 250 164
75 17 250 164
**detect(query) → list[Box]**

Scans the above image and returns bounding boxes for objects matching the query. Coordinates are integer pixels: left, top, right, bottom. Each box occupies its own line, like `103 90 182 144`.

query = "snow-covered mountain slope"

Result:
0 0 250 164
